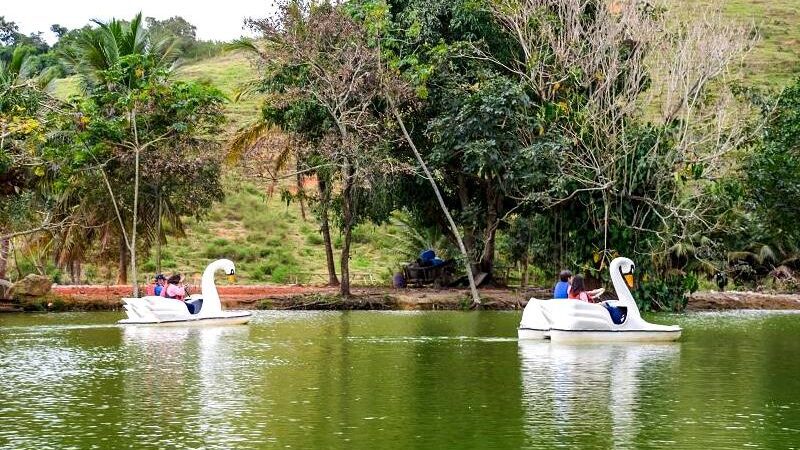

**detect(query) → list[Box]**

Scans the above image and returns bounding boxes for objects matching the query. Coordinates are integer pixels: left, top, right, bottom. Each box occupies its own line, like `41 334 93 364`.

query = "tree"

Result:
61 12 179 91
358 0 545 283
60 14 225 292
50 24 68 39
243 1 402 297
485 0 755 261
0 17 20 46
145 16 198 56
0 45 65 280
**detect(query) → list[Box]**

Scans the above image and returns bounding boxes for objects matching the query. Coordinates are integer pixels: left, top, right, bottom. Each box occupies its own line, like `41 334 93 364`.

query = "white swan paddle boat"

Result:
119 259 251 326
518 257 681 342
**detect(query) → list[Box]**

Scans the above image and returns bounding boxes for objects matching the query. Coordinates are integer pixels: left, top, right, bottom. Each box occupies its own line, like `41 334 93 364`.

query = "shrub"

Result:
305 233 324 245
271 265 292 283
634 273 697 312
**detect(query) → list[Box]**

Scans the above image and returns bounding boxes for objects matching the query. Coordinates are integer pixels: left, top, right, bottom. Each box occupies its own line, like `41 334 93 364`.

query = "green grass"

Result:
678 0 800 86
48 51 262 138
153 174 404 285
174 51 263 134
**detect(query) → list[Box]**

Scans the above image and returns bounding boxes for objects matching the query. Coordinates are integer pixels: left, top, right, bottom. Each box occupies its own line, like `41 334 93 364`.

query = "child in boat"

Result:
161 274 187 301
568 275 598 302
145 274 166 296
553 270 572 299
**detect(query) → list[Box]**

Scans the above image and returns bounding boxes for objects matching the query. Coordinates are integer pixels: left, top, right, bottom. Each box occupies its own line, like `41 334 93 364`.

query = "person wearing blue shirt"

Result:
553 270 572 299
153 274 166 296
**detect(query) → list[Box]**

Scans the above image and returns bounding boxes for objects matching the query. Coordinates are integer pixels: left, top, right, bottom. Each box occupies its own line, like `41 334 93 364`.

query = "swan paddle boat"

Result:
119 259 251 326
518 257 681 342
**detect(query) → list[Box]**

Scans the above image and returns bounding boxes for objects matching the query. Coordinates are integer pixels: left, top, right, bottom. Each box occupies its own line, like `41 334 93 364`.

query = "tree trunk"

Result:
339 163 354 297
130 111 140 298
117 237 128 284
389 100 481 306
318 177 339 286
480 185 500 275
297 164 307 221
340 225 353 297
0 238 9 280
522 256 529 288
456 174 476 256
156 182 162 274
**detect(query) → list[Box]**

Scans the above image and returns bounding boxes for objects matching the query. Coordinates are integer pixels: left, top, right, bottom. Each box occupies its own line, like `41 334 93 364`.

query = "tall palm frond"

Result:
64 12 182 90
226 121 276 165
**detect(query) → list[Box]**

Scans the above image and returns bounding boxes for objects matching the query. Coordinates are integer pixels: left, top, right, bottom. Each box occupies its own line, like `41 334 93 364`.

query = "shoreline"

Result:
3 285 800 312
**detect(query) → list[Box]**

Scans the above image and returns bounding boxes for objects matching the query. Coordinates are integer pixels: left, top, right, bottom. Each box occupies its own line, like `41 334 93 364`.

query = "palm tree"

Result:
55 13 184 289
61 12 179 90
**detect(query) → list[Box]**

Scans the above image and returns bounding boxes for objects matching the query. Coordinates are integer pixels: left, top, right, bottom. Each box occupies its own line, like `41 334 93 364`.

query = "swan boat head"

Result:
611 257 635 289
205 258 235 279
609 256 645 322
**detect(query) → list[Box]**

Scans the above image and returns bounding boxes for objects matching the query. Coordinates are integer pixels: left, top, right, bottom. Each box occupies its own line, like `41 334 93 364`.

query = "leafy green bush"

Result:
634 274 697 312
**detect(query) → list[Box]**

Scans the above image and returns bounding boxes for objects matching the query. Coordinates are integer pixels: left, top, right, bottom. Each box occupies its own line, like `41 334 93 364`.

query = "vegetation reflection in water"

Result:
0 311 799 449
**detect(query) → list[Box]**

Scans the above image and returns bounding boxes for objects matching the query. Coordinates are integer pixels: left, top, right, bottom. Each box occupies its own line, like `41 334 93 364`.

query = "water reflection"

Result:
121 326 251 448
519 342 680 449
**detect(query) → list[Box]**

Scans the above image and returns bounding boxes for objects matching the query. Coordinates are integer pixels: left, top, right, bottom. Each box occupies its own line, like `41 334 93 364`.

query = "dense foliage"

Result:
1 13 226 289
2 3 800 309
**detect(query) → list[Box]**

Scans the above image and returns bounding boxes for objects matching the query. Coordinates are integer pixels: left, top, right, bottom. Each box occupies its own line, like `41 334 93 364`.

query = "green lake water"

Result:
0 310 799 449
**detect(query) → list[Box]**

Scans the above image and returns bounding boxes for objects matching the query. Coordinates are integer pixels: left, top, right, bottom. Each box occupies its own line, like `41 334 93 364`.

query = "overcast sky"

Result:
3 0 272 44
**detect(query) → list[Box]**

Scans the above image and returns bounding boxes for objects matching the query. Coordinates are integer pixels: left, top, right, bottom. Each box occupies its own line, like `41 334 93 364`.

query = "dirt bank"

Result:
686 291 800 311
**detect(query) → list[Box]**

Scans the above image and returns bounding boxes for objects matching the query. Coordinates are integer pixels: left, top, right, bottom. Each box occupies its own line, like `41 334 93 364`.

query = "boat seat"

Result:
603 303 627 325
185 298 204 315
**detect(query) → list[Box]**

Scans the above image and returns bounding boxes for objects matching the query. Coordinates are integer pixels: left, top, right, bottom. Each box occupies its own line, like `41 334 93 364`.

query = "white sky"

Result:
2 0 272 44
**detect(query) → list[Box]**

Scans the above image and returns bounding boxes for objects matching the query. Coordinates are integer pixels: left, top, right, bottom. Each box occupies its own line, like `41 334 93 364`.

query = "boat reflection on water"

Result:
121 326 252 447
519 341 680 448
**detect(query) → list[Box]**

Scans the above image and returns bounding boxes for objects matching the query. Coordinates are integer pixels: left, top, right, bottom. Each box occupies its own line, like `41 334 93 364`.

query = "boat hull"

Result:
517 327 549 340
548 328 682 343
118 311 251 326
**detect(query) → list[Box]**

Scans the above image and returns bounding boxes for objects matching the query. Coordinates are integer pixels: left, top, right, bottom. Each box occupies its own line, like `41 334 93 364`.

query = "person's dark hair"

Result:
155 274 166 281
167 274 181 285
559 270 572 282
571 274 586 294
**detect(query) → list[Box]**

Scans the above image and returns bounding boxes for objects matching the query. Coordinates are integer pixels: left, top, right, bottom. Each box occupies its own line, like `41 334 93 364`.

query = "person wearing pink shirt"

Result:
160 274 187 301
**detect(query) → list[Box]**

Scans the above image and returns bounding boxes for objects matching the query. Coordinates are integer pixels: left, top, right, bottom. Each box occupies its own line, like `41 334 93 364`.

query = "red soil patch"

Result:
51 284 337 309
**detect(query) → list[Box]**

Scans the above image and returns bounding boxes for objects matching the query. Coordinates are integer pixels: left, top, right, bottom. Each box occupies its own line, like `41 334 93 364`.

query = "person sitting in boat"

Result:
553 270 572 299
161 274 187 301
146 274 166 297
568 275 600 302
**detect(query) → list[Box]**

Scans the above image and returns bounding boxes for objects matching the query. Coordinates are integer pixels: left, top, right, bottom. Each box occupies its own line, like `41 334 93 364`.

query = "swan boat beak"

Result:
624 273 634 289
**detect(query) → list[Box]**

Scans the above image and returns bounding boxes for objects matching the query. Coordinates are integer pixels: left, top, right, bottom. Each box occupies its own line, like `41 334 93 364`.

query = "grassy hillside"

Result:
152 175 405 286
685 0 800 85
